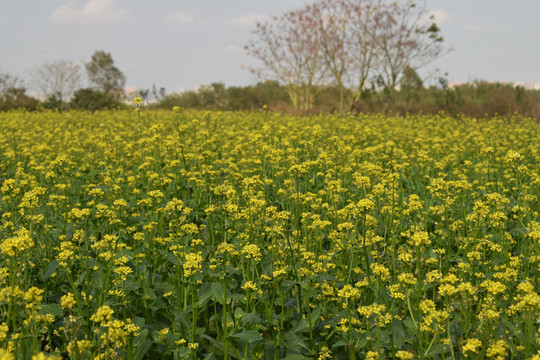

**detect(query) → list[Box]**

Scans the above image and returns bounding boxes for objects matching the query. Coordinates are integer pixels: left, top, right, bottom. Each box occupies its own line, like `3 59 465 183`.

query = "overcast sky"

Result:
2 0 540 94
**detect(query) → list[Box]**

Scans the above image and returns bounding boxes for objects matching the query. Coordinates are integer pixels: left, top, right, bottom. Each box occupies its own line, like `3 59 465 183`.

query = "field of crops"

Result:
0 108 539 360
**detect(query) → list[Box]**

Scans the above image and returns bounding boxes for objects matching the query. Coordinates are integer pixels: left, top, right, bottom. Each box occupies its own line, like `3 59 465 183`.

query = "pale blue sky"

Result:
2 0 540 94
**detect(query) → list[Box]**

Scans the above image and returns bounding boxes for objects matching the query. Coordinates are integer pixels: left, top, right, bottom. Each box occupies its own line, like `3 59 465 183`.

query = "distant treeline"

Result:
153 80 540 119
2 80 540 119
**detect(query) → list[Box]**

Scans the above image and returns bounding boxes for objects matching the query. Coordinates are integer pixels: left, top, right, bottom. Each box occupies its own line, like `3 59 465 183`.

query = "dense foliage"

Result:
0 109 539 359
70 88 126 112
153 81 540 120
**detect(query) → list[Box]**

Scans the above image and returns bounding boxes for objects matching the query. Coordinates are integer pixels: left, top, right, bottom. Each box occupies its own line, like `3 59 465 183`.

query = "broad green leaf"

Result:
425 344 448 357
392 320 406 348
39 304 63 317
281 355 307 360
309 308 322 327
211 282 231 304
43 260 59 279
134 336 152 360
290 318 309 333
283 331 312 356
229 330 262 343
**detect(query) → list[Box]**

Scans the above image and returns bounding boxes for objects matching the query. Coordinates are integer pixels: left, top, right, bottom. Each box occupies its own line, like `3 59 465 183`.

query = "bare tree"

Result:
28 60 82 101
245 0 446 110
310 0 353 111
376 0 445 89
245 6 327 111
0 70 24 96
313 0 387 109
347 0 390 102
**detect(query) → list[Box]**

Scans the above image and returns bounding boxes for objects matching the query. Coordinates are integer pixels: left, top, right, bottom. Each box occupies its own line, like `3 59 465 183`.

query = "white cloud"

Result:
426 9 449 24
223 45 242 54
224 13 269 28
49 0 129 24
166 11 194 24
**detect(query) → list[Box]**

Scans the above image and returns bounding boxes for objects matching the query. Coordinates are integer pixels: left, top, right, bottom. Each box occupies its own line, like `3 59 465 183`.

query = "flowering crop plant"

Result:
0 107 539 359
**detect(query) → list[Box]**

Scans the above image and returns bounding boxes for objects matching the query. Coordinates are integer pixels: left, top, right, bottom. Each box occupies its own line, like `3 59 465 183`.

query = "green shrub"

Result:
70 88 125 111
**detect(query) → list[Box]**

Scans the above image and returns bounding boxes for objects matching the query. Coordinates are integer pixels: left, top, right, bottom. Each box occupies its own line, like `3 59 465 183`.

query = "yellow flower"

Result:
486 340 507 359
183 252 203 277
398 273 417 285
395 350 414 359
90 305 114 324
241 243 262 262
409 231 431 247
0 228 33 257
318 346 333 360
463 338 482 356
60 292 77 310
159 328 169 341
371 263 390 281
32 353 61 360
0 349 14 360
366 350 379 360
67 340 92 357
337 284 360 300
438 284 457 297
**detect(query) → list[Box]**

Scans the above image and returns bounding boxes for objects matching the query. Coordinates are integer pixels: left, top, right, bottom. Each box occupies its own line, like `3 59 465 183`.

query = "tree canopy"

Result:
85 50 126 100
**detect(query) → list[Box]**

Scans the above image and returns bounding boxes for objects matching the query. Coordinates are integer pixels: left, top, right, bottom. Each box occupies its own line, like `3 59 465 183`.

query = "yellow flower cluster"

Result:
0 109 539 358
0 228 33 257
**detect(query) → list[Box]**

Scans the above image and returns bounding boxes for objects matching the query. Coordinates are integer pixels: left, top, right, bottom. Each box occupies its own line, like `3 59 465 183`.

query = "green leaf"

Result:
200 334 241 359
281 355 307 360
43 260 59 279
74 271 87 287
133 330 152 360
283 331 312 355
211 282 231 305
92 271 105 288
39 304 63 317
425 344 448 357
392 320 406 348
309 308 322 328
197 282 212 300
403 317 415 329
290 318 309 333
229 330 262 343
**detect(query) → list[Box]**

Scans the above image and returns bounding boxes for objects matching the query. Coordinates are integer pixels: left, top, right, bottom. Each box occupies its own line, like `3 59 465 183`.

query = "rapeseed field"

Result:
0 107 539 359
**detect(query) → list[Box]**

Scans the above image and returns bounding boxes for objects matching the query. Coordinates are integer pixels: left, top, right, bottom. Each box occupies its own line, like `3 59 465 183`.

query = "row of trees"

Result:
246 0 446 111
3 68 540 119
0 50 126 110
153 79 540 120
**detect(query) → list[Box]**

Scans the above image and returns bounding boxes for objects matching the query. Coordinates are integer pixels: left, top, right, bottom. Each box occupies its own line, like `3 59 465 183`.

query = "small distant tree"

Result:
152 85 166 103
28 60 82 101
400 65 423 91
0 71 24 94
70 88 123 111
198 82 228 109
0 87 40 111
85 50 126 100
137 89 150 104
0 71 39 111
